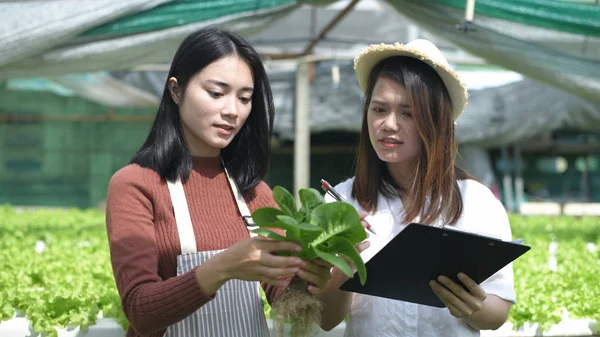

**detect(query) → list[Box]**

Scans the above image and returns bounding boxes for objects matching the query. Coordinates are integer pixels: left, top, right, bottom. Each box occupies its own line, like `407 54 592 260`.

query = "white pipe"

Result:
407 24 419 41
293 59 310 204
263 51 486 68
331 64 340 88
514 145 524 213
501 146 515 212
465 0 476 22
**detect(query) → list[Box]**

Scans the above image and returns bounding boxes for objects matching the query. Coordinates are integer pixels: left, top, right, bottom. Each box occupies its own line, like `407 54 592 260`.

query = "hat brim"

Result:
354 44 468 121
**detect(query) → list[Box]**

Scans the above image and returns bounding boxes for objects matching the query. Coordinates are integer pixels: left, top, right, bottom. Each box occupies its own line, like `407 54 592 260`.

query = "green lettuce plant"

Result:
3 206 598 337
252 186 367 283
251 186 367 337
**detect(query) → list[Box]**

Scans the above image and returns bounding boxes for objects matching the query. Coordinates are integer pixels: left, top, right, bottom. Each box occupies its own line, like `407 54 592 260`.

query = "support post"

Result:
294 59 311 204
514 145 524 213
501 146 515 212
465 0 476 21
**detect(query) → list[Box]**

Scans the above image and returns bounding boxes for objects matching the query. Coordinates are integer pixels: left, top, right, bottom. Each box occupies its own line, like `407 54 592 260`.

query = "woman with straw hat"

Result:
316 40 516 336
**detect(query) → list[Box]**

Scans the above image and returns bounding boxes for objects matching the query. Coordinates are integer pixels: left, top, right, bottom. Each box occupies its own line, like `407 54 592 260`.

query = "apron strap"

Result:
167 160 259 254
223 164 259 237
166 179 198 255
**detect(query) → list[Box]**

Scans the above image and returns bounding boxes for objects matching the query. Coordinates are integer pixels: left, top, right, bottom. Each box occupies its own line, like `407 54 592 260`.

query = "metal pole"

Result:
465 0 476 21
302 0 360 55
0 112 153 123
501 146 515 212
514 145 524 213
582 154 591 202
294 59 311 203
407 24 419 42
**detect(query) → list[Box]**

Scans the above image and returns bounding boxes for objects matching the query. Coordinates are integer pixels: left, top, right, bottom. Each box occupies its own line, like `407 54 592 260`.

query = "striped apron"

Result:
163 166 270 337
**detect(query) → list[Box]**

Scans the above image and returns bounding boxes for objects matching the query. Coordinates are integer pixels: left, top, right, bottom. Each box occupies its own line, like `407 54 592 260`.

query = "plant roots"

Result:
271 276 323 337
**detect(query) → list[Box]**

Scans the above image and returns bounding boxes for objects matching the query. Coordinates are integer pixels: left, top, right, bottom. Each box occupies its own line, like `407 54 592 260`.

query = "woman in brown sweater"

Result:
105 26 331 337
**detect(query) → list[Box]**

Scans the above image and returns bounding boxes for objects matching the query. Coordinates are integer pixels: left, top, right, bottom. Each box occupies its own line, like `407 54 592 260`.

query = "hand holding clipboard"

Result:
340 223 530 308
429 272 488 317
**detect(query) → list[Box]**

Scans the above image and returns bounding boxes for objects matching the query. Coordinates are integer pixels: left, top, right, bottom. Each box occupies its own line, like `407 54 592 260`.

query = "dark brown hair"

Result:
352 56 470 226
130 26 274 194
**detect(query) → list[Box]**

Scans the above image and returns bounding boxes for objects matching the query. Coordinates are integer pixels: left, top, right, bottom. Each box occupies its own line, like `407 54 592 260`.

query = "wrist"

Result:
194 254 230 295
210 252 232 283
463 315 483 330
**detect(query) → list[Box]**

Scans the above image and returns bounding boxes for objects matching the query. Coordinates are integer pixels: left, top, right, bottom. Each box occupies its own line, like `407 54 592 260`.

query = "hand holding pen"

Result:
320 179 377 235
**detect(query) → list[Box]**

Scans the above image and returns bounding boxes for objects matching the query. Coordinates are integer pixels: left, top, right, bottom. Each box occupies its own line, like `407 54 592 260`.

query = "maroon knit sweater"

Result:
105 156 287 337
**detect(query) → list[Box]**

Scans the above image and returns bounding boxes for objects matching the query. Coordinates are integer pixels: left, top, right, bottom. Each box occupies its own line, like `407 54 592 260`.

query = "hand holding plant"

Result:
251 186 368 337
201 236 305 292
296 258 332 296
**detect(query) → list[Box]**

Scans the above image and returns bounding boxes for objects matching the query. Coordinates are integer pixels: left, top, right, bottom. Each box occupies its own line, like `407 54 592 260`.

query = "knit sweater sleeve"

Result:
247 181 293 305
105 165 215 336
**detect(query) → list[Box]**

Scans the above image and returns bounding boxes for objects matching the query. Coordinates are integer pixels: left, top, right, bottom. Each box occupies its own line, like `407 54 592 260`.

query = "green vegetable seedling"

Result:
252 186 367 337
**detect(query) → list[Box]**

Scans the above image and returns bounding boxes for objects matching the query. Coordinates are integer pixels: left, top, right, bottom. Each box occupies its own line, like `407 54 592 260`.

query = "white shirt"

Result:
325 177 516 337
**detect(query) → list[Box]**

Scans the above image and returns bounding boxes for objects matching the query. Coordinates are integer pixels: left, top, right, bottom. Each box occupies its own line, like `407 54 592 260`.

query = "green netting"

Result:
0 0 300 80
0 90 155 208
386 0 600 102
81 0 296 38
429 0 600 37
0 89 358 208
0 87 358 208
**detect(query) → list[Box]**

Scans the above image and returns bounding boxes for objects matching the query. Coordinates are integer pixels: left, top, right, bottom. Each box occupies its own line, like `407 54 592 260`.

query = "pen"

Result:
320 179 377 235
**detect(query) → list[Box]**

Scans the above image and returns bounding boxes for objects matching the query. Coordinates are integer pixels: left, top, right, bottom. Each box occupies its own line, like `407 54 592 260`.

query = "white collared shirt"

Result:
325 178 516 337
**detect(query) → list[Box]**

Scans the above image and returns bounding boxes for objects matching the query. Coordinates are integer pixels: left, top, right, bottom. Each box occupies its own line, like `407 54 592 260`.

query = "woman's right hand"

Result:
218 236 304 285
195 237 303 295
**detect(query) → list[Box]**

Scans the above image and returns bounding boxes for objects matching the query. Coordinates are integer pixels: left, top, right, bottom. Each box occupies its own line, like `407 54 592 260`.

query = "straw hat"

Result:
354 39 468 121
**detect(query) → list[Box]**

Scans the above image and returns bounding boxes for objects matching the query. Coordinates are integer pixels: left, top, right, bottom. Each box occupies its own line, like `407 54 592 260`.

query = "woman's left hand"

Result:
297 259 333 295
430 272 487 318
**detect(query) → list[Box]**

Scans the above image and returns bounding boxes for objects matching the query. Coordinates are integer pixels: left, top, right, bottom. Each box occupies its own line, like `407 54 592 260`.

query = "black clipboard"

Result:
340 222 531 308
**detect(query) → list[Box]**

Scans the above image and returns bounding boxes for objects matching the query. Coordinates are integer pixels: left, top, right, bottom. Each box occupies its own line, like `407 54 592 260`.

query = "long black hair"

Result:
130 26 275 194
